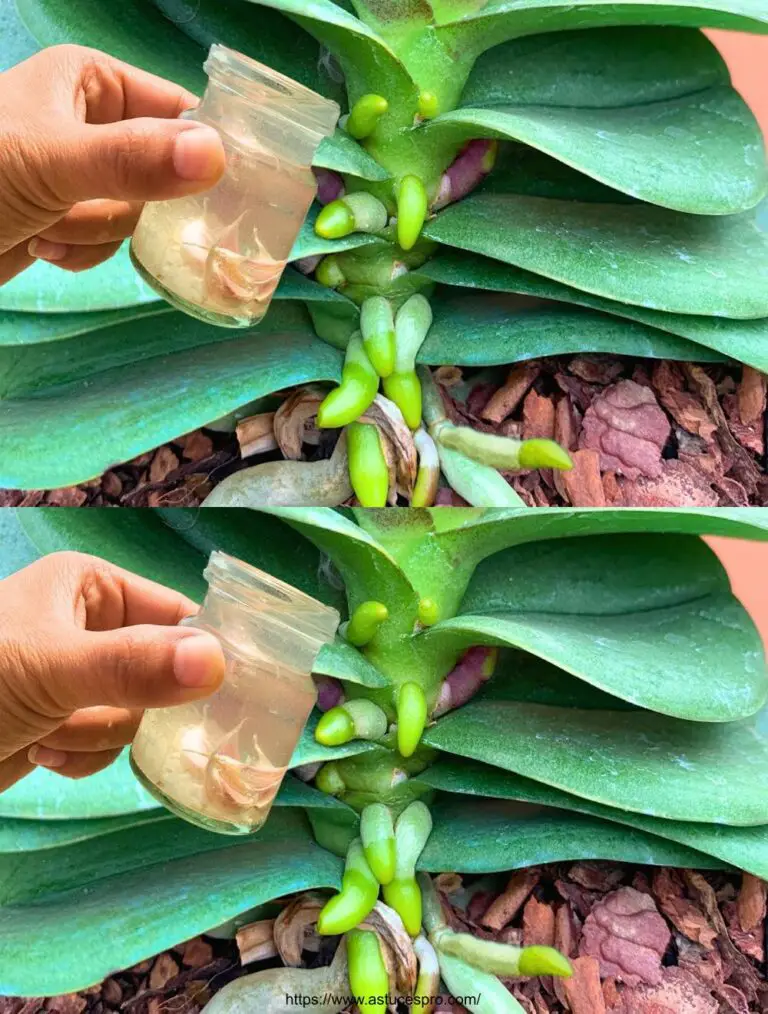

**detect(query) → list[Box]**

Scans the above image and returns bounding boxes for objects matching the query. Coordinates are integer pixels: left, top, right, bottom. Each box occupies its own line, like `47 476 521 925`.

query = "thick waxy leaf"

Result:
420 251 768 370
419 797 720 873
0 510 39 578
418 290 719 366
0 812 167 853
423 534 767 721
427 87 766 215
434 1 768 57
424 194 768 319
0 244 158 313
0 0 38 71
460 26 729 109
0 810 341 996
0 305 171 347
315 639 391 688
259 508 419 625
148 0 331 94
241 0 416 107
428 507 768 578
0 318 341 489
316 131 391 181
0 752 157 819
423 699 768 825
419 759 768 879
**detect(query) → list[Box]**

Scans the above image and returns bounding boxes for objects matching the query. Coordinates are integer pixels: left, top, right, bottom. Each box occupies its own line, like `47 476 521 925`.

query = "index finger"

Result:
87 561 201 629
81 51 199 123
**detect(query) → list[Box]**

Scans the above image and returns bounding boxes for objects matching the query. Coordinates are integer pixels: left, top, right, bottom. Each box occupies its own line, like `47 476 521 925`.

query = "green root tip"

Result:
316 382 376 430
417 598 439 626
315 255 346 288
347 929 389 1012
315 707 356 746
364 839 396 886
397 682 428 758
382 371 422 430
347 94 389 140
383 878 423 937
316 200 356 240
418 91 439 119
346 600 389 647
518 946 573 978
518 438 573 471
397 175 428 252
315 762 346 796
347 422 389 508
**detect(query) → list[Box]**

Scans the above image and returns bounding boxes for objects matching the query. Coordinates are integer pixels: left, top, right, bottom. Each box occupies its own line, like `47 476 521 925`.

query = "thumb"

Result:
45 120 226 205
53 626 227 712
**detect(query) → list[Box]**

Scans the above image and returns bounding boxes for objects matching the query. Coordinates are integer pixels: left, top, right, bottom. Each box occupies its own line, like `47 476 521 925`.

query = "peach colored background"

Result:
703 34 767 641
708 538 768 643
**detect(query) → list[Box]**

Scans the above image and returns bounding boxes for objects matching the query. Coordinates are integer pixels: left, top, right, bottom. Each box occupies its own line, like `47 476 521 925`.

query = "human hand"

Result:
0 551 226 791
0 44 226 283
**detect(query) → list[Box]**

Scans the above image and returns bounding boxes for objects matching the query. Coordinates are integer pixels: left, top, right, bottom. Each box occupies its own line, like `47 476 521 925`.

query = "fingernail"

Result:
28 238 69 262
173 126 225 182
174 631 226 688
28 745 68 768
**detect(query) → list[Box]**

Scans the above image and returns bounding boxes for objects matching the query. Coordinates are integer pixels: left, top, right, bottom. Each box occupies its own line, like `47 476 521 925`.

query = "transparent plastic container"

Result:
130 551 340 835
130 45 340 328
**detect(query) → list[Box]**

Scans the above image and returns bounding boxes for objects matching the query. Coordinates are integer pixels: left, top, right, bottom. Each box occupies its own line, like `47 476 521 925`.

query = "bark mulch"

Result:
2 863 766 1014
1 357 766 509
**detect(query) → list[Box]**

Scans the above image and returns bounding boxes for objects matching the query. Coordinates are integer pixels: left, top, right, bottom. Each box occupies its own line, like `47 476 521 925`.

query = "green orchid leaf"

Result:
0 0 38 72
0 317 342 489
460 26 729 109
0 243 158 313
317 131 391 181
0 509 40 579
419 759 768 879
419 797 721 873
422 699 768 826
429 507 768 576
418 289 721 366
0 811 168 853
0 810 341 996
422 534 766 722
0 305 171 347
148 0 334 94
155 506 346 606
0 751 157 819
258 508 419 624
425 86 766 215
419 251 768 371
315 639 391 688
423 194 768 319
434 1 768 58
241 0 417 106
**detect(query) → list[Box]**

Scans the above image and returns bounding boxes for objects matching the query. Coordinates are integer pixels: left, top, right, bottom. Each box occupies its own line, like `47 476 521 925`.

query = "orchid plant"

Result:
1 504 768 1011
1 0 768 504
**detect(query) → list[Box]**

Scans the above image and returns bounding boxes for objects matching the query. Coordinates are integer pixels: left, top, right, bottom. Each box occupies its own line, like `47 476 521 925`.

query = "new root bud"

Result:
344 600 389 647
317 839 379 935
417 91 439 120
315 193 388 240
316 675 345 713
347 422 389 507
411 429 440 507
360 296 396 377
346 929 389 1013
360 803 396 885
314 168 345 206
397 682 428 759
437 934 572 979
346 94 389 140
315 699 388 746
316 335 378 429
397 175 429 252
417 598 439 627
383 295 434 430
433 140 499 211
315 761 346 796
433 646 498 718
315 254 346 288
383 801 433 936
434 422 573 472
